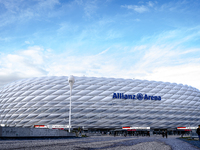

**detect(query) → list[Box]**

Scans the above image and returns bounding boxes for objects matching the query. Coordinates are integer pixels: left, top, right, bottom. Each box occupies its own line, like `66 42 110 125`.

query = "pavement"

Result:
0 135 199 150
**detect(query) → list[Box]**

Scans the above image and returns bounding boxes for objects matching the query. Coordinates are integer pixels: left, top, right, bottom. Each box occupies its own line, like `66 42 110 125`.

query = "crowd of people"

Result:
162 130 168 138
113 131 150 137
75 125 200 141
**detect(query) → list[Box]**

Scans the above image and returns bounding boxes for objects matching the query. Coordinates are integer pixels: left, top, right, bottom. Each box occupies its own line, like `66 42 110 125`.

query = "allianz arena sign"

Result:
112 93 161 101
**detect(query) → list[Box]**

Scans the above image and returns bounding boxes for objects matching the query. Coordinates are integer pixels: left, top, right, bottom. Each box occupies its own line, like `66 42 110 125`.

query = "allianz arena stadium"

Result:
0 76 200 130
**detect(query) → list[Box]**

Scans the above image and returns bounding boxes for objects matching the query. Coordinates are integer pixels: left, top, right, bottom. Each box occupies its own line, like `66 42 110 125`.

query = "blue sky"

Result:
0 0 200 89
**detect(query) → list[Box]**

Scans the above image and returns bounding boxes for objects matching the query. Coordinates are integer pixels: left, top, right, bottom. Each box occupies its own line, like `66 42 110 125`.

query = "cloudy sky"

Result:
0 0 200 89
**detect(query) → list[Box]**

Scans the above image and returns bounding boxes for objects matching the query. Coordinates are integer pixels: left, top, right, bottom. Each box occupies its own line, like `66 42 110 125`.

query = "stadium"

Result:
0 76 200 132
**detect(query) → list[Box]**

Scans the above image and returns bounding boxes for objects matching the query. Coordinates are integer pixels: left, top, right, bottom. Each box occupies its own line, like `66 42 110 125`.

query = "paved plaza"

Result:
0 135 199 150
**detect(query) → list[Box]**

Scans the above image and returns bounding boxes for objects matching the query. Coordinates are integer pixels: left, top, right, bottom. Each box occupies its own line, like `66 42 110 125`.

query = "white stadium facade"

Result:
0 76 200 132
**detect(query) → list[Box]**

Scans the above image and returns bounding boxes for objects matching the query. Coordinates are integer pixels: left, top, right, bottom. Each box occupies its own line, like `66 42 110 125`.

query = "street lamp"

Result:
68 75 75 132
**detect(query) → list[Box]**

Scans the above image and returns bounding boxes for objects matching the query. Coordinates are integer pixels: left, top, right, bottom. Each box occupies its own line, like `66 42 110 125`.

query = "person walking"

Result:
165 130 168 138
147 131 150 137
162 131 165 138
196 125 200 142
124 132 127 137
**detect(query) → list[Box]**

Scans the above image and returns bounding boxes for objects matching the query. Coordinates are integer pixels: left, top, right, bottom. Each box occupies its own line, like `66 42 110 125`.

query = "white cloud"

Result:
134 18 141 22
73 0 98 18
74 0 83 5
0 0 60 27
37 0 60 9
130 42 200 77
105 30 122 40
97 48 109 55
1 44 200 90
121 1 157 13
0 47 116 87
142 64 200 90
83 0 98 18
25 41 30 44
20 46 44 64
121 5 149 13
1 27 200 90
131 45 147 52
0 37 9 41
147 1 154 7
46 49 118 78
0 46 48 87
122 27 200 89
24 40 34 45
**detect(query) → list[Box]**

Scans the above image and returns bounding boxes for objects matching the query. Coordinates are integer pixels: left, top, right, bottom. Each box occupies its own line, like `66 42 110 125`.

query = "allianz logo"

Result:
112 93 161 101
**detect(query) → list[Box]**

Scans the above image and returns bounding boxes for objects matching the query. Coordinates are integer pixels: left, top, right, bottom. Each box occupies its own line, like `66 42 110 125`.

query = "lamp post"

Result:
68 75 75 132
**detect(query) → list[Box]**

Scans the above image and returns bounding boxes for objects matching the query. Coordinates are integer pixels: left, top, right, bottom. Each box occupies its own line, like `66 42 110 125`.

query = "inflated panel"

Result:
0 76 200 129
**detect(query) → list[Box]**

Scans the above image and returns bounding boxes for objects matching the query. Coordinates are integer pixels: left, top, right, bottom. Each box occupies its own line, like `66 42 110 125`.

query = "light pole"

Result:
68 75 75 132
